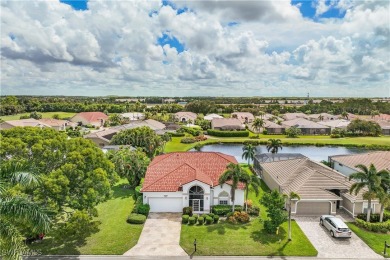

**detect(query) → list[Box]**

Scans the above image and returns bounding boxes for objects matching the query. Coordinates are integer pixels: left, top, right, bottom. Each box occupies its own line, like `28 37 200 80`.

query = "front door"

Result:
193 199 200 212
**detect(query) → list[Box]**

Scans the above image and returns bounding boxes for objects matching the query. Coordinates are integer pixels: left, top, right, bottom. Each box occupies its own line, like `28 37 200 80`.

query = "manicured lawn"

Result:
29 180 143 255
347 223 390 258
0 112 76 121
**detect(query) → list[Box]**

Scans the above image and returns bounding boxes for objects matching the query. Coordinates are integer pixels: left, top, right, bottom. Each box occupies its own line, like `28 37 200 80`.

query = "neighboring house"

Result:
282 118 331 135
84 119 167 147
254 153 381 217
0 119 51 130
263 120 285 134
329 151 390 176
101 145 134 153
317 119 350 130
70 112 108 127
371 114 390 121
38 118 74 131
120 112 145 121
376 121 390 135
175 112 197 123
204 113 223 121
141 152 245 213
231 112 254 124
282 113 308 121
308 113 337 122
211 118 245 131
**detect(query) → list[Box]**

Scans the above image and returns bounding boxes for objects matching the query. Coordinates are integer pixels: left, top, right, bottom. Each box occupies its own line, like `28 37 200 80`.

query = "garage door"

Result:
148 197 183 212
296 201 331 216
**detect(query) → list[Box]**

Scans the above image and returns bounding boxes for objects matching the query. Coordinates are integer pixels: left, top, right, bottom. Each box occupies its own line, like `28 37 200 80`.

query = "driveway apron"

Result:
295 216 382 259
123 213 187 257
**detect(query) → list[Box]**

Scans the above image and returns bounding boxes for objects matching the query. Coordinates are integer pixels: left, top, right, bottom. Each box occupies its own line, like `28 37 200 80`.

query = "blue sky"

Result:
1 0 389 97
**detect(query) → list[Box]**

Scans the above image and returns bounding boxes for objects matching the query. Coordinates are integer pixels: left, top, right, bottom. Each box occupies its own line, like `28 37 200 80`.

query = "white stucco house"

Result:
141 152 245 213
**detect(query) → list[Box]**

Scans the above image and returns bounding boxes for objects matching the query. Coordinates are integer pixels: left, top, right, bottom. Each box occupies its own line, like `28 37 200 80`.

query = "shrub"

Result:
134 186 142 199
208 213 215 218
213 215 220 224
183 207 193 216
248 206 260 216
355 218 390 233
182 215 189 224
193 214 199 222
245 200 253 209
262 130 268 135
20 115 30 119
127 213 146 224
233 211 250 223
212 205 243 215
180 126 202 136
180 137 197 144
356 213 390 223
198 216 204 225
188 217 196 225
136 204 150 217
169 132 185 137
205 216 213 225
227 215 238 224
195 135 207 141
207 129 249 137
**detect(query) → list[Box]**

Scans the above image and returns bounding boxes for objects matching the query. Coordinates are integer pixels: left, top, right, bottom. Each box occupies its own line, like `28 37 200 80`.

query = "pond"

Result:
192 144 369 163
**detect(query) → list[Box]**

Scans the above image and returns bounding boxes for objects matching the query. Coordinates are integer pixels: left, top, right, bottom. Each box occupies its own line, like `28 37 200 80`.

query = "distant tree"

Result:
285 126 301 138
261 190 287 234
347 119 382 136
109 114 122 126
29 111 42 120
242 144 257 166
219 163 249 212
341 111 349 120
161 132 172 152
318 114 324 121
266 139 283 154
52 114 60 120
252 118 265 134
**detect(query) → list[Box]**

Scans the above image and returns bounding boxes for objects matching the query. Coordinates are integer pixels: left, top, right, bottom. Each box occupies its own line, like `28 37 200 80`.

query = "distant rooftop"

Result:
255 153 307 163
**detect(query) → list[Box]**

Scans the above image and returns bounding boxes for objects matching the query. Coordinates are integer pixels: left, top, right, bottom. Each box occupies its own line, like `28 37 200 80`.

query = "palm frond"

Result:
0 219 29 260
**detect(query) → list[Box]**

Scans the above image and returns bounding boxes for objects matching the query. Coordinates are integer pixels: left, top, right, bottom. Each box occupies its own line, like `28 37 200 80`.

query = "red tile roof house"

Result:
141 152 245 213
70 112 108 128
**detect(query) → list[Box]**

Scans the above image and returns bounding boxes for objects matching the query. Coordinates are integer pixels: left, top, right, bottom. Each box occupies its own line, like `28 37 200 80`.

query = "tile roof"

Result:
211 118 244 129
264 120 284 129
174 112 197 120
71 112 108 123
260 156 369 201
282 118 330 129
317 119 350 129
283 113 308 121
0 119 51 129
329 152 390 172
38 118 69 127
142 152 242 192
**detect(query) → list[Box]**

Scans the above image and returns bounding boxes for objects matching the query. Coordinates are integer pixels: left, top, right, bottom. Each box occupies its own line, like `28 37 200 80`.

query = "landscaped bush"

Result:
198 216 204 225
134 185 142 199
244 199 253 209
194 135 207 141
213 215 219 223
207 129 249 137
180 137 197 143
355 218 390 233
127 213 146 224
247 206 260 216
180 126 202 136
205 216 213 225
169 132 185 137
208 213 215 218
193 214 199 222
234 211 250 223
183 207 192 216
262 130 268 135
182 215 189 224
212 205 243 215
357 213 390 223
136 204 150 217
188 216 196 225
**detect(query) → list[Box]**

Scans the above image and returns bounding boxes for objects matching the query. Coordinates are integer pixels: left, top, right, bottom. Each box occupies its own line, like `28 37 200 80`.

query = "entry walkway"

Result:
123 213 187 257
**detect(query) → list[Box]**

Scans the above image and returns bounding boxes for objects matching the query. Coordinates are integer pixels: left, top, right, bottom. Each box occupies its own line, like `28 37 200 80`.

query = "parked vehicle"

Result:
320 215 352 238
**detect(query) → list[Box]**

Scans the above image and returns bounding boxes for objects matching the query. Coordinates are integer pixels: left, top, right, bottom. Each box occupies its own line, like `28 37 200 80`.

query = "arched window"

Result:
218 191 229 205
189 186 204 211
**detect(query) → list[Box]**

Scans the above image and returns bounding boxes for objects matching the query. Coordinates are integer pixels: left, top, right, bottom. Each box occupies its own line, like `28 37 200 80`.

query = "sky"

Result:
1 0 389 97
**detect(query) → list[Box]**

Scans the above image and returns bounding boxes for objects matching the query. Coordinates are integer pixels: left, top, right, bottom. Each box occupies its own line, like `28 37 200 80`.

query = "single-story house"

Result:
70 112 108 127
329 151 390 176
308 113 337 122
282 112 308 121
141 152 245 213
120 112 145 121
175 112 197 123
204 113 223 121
254 153 381 216
0 119 51 130
211 118 245 131
84 119 167 147
317 119 350 130
264 120 285 134
376 121 390 135
231 112 254 124
38 118 75 131
282 118 331 135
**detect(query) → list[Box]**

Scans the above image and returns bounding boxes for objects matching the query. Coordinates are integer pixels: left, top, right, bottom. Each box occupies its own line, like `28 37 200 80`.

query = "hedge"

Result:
205 216 213 225
127 213 146 224
198 216 204 225
180 126 202 136
356 212 390 223
182 215 189 224
136 204 150 217
188 216 196 225
355 218 390 233
213 215 219 223
169 132 185 137
193 214 199 222
212 205 243 215
180 137 197 144
207 129 249 137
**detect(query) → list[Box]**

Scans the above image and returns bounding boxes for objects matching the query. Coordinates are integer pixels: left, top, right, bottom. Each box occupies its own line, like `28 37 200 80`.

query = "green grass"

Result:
347 223 390 258
0 112 76 121
180 174 317 256
164 135 390 153
30 180 143 255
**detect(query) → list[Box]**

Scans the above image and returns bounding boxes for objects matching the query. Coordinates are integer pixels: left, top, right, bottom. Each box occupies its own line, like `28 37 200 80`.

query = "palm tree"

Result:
341 111 348 120
0 163 51 260
252 118 265 134
377 170 390 222
258 111 265 119
349 164 385 222
242 174 261 212
267 139 283 154
242 144 257 166
284 192 300 241
218 163 249 212
318 114 324 121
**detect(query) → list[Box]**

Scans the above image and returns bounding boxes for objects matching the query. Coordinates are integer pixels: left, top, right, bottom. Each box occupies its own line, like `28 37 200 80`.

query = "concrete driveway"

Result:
123 213 187 257
295 216 382 259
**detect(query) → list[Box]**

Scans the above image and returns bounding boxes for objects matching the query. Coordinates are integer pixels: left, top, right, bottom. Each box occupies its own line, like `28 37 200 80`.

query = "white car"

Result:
320 215 352 238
